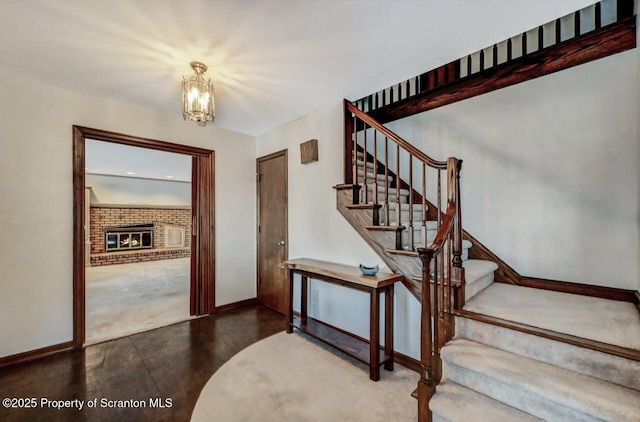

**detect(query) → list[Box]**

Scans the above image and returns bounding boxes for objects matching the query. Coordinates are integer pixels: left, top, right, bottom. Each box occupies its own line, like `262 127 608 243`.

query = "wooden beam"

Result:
368 17 636 125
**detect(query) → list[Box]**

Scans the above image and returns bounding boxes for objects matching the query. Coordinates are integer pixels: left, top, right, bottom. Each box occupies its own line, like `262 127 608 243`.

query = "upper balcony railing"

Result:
353 0 634 117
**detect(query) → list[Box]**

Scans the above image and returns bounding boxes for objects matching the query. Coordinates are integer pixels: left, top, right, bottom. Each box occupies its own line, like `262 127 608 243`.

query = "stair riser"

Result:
361 193 409 204
380 214 428 227
442 361 602 422
463 271 493 298
455 317 640 390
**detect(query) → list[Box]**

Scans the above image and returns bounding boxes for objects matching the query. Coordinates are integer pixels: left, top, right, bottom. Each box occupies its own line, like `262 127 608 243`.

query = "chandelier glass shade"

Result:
182 61 215 126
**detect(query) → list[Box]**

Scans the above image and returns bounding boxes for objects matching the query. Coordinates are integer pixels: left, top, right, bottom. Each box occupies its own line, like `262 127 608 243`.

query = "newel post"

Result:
451 159 466 309
417 248 436 422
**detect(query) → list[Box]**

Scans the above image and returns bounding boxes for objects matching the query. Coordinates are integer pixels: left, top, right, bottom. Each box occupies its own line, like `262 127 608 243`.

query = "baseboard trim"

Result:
454 309 640 362
635 291 640 314
0 340 75 369
215 298 259 313
519 277 637 303
393 351 421 373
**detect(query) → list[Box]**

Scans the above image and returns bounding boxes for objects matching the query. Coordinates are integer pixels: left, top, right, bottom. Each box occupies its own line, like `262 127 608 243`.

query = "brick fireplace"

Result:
89 205 191 266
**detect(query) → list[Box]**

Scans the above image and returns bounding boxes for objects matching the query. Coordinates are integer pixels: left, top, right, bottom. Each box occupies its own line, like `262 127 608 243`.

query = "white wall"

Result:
0 75 257 358
86 174 191 206
387 50 638 290
637 4 640 293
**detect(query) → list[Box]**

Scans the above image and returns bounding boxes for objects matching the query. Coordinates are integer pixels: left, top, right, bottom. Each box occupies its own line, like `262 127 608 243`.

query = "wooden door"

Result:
257 150 288 313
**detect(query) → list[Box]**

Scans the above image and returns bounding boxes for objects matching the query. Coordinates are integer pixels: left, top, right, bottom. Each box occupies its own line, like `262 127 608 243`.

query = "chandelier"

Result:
182 61 215 126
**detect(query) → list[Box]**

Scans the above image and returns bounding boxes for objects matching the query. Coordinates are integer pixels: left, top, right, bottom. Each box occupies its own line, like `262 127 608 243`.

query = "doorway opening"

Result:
73 127 215 348
83 139 193 345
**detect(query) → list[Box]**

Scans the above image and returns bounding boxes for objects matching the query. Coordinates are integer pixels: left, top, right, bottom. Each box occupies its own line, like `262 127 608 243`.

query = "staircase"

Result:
335 100 640 421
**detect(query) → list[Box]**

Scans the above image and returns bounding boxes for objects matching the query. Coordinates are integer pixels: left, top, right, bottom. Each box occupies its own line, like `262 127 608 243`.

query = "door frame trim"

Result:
256 149 288 309
72 126 214 348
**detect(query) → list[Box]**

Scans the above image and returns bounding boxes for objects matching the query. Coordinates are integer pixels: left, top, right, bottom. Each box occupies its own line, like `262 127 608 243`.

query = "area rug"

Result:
191 332 418 421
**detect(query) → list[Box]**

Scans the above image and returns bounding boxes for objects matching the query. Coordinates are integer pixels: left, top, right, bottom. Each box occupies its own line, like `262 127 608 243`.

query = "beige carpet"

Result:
464 283 640 350
191 332 418 421
86 257 192 345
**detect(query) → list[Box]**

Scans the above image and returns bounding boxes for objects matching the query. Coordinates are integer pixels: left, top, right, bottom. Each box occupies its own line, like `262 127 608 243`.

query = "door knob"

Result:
277 241 286 246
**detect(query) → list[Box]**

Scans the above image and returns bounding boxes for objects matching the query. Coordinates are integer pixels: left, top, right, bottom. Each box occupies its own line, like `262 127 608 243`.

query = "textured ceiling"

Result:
0 0 596 136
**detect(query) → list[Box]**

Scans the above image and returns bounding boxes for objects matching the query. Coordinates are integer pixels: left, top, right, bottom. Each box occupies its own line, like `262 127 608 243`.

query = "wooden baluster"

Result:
406 80 411 98
538 25 544 50
555 18 561 43
367 95 373 112
575 11 581 37
382 89 386 107
390 85 394 104
617 0 634 20
522 32 528 56
374 92 379 110
446 238 453 342
352 114 357 189
409 155 414 250
453 159 463 269
467 55 472 76
437 170 442 229
433 69 439 88
452 159 464 307
595 2 601 29
373 131 378 205
414 76 420 94
479 50 485 71
507 38 512 61
385 137 390 226
492 44 498 67
363 123 368 203
439 244 445 346
422 163 426 247
396 144 401 228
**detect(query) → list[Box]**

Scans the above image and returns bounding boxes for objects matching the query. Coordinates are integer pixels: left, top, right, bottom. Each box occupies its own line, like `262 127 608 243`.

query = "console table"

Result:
281 258 402 381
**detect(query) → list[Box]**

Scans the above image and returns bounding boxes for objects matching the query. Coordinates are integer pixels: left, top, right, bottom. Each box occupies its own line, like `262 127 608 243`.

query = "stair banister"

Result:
344 99 464 422
344 100 447 171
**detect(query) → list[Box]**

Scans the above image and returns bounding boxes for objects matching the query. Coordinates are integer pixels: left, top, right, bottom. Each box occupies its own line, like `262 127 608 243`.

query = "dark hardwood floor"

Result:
0 305 284 422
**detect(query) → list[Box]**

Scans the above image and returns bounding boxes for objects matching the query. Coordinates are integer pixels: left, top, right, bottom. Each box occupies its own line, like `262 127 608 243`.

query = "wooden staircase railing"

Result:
344 100 463 421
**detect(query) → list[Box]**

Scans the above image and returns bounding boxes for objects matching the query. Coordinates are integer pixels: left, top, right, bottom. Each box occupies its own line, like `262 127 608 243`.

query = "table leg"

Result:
286 270 294 333
369 288 380 381
384 284 394 371
301 275 308 322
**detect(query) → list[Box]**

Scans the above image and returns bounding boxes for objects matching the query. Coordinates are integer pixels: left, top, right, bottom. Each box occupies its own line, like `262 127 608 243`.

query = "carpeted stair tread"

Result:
454 316 640 390
431 381 543 422
441 339 640 422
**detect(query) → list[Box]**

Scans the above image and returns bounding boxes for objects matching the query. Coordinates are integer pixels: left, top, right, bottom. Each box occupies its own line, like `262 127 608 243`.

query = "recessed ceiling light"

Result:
166 175 174 179
126 172 136 175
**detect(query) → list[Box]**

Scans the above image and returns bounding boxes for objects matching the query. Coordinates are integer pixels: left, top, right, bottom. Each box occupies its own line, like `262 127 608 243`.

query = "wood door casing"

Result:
72 126 215 348
257 150 288 314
